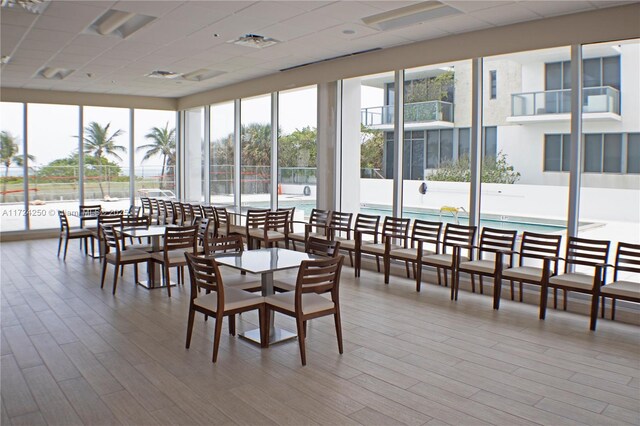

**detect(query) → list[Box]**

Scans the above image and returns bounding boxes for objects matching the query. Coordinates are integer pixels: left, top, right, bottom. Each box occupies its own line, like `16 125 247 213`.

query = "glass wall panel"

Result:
241 95 271 208
342 71 394 218
82 106 130 212
402 62 471 225
28 104 80 229
278 86 317 220
210 101 234 205
134 109 176 204
0 102 26 231
183 108 204 202
481 46 571 236
579 39 640 250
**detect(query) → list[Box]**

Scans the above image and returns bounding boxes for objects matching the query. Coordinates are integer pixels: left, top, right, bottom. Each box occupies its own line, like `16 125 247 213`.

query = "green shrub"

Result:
427 152 520 184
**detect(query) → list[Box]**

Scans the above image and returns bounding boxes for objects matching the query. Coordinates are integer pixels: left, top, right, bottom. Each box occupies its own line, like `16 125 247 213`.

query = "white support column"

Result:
234 99 241 208
317 82 339 210
567 44 583 238
469 58 483 228
78 106 85 207
271 92 279 210
339 79 362 213
393 70 405 218
129 108 135 207
23 103 29 230
203 105 211 204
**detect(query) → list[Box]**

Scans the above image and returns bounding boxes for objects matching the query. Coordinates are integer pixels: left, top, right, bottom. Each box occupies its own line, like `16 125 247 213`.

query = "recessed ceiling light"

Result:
181 68 226 82
146 70 180 79
87 9 156 38
362 1 461 31
342 29 356 35
37 67 74 80
0 55 11 65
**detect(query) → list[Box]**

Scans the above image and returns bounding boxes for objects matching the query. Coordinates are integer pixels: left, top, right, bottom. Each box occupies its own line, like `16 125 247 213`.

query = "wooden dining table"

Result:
121 225 175 289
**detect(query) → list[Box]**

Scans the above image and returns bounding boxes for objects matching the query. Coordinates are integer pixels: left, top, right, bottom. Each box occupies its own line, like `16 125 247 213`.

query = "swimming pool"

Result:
246 200 569 234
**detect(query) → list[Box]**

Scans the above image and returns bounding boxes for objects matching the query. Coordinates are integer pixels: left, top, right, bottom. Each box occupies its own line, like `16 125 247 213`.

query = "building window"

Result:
544 134 571 172
458 128 470 159
425 129 454 169
483 126 497 159
584 133 623 173
489 70 497 99
628 133 640 174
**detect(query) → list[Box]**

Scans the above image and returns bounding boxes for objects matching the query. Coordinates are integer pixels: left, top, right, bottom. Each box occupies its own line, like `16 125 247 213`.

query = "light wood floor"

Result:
1 239 639 426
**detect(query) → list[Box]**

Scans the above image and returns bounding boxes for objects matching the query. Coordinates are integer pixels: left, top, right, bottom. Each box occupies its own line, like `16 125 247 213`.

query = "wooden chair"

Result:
192 204 203 224
100 225 151 295
57 210 93 260
140 197 151 217
128 205 141 217
214 207 244 237
93 213 124 258
149 198 160 224
204 235 262 292
327 211 353 246
151 225 198 297
416 223 477 297
497 232 562 309
249 210 289 249
196 217 213 254
334 213 379 268
455 227 518 304
181 202 194 225
121 215 151 252
274 238 342 292
355 216 411 278
265 256 344 365
244 209 269 249
540 236 610 326
79 204 101 230
287 208 331 251
384 220 442 284
173 202 185 225
591 242 640 330
184 253 266 362
277 207 296 234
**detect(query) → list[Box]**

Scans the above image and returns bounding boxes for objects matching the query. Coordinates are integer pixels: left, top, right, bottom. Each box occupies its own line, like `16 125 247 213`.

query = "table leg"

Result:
136 235 176 289
239 271 296 345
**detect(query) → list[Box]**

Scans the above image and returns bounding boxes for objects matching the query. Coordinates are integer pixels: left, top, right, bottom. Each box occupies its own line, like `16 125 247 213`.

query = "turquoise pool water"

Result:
246 200 567 234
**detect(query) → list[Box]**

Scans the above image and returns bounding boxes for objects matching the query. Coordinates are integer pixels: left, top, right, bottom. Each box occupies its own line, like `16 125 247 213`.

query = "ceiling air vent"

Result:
1 0 50 14
146 70 180 79
181 69 226 82
87 9 156 39
362 1 461 31
37 67 74 80
229 34 279 49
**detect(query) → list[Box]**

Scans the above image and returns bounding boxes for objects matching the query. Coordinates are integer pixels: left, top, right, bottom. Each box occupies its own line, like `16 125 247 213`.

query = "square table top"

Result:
212 248 319 274
121 225 166 238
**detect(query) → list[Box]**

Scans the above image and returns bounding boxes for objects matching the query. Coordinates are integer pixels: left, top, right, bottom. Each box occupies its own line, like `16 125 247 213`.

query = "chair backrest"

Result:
79 204 101 218
173 202 184 225
214 207 230 233
442 224 477 255
564 236 610 272
410 220 442 251
307 209 331 233
98 213 123 226
277 207 295 233
197 217 212 248
246 209 268 230
140 197 151 216
128 205 141 217
58 210 70 233
477 227 518 261
295 256 344 305
353 214 380 242
380 216 411 245
518 232 562 270
192 204 203 220
328 211 353 239
202 205 216 219
164 225 198 252
181 203 194 224
101 224 122 255
205 235 244 255
306 237 341 258
121 215 149 230
184 252 224 309
613 242 640 281
266 210 289 233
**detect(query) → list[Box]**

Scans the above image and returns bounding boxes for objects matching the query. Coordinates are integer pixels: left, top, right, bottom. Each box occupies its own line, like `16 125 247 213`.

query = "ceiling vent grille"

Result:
37 67 74 80
87 9 156 38
229 34 279 49
362 1 461 31
280 48 382 72
1 0 49 14
146 70 180 79
182 69 226 82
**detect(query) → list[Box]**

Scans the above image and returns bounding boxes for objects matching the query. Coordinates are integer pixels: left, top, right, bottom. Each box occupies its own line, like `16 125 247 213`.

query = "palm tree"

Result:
136 122 175 189
0 131 35 203
81 121 125 197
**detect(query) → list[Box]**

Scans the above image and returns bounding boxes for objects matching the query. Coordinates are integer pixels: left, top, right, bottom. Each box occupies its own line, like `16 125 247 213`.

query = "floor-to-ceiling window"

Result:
210 101 235 205
278 86 317 220
134 109 177 204
401 62 471 224
82 106 131 212
481 46 571 235
240 94 271 208
579 39 640 248
0 102 26 232
183 108 204 202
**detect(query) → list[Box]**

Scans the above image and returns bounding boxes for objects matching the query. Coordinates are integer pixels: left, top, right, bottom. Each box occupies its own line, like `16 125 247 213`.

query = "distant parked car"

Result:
138 189 176 200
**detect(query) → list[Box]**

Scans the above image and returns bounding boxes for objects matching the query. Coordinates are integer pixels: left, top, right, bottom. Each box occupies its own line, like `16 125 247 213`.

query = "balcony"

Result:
508 86 621 123
361 100 454 130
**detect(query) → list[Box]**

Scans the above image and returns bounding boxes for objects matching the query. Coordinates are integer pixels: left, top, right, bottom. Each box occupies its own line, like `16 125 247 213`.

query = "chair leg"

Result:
229 315 236 336
100 260 108 289
510 280 514 300
519 282 523 302
562 289 568 311
479 276 484 295
258 306 267 348
263 307 271 348
383 255 390 284
553 288 557 309
405 261 411 279
112 265 119 294
437 267 442 286
415 262 422 292
63 238 70 261
348 251 354 267
212 314 223 363
611 299 617 320
165 264 172 297
589 292 600 331
539 284 548 320
120 264 124 276
470 274 475 293
296 317 307 366
601 296 606 318
57 237 63 257
375 255 380 273
443 269 448 288
493 274 502 310
334 310 343 355
134 264 139 285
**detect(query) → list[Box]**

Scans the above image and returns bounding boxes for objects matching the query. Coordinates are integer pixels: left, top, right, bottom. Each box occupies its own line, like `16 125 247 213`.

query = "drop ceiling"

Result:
0 0 634 98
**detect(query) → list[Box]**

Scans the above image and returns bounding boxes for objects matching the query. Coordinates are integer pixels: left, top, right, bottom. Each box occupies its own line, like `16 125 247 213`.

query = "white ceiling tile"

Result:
24 28 76 43
69 34 122 49
0 7 39 27
160 3 235 26
126 19 206 45
590 1 636 8
471 4 542 26
280 11 344 32
112 0 183 16
237 2 308 22
520 1 593 17
317 23 380 40
43 1 108 21
362 1 422 12
313 1 384 22
431 14 493 33
34 14 91 34
255 22 320 42
386 22 450 42
442 1 515 13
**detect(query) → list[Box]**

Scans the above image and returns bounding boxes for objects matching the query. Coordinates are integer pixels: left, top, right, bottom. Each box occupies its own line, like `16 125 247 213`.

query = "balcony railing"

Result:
511 86 620 117
361 100 454 127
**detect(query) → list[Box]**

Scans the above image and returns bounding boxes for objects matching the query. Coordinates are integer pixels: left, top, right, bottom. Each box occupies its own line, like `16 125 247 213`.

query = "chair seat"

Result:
360 243 401 255
389 247 433 260
273 279 295 292
459 259 495 274
68 228 93 238
222 273 262 291
549 272 595 290
421 253 468 267
194 287 264 312
218 225 244 236
248 229 286 240
106 249 151 262
600 280 640 300
124 243 153 252
337 239 356 250
502 266 545 282
151 248 192 264
265 292 334 315
288 232 324 242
